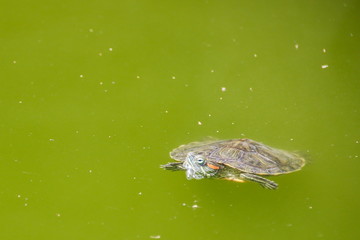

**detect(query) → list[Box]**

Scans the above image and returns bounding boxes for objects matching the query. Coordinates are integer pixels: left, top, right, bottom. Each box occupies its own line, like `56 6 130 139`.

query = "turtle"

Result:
161 138 306 189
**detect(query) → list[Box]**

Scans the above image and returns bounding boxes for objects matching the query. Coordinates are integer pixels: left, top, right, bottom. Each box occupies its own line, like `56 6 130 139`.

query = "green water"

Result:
1 0 359 239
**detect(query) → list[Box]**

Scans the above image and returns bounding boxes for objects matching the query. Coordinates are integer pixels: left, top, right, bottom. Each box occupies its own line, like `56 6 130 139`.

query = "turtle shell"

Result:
170 138 305 175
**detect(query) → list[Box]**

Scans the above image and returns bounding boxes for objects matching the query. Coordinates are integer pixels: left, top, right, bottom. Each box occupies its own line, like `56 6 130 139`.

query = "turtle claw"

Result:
161 162 185 171
240 173 278 190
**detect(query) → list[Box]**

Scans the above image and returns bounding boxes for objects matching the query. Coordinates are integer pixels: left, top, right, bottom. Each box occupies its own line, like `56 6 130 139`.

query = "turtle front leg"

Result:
161 162 185 171
240 173 278 190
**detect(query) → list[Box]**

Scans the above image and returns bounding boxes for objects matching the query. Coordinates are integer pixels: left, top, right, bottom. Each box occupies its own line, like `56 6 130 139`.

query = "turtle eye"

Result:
196 158 205 166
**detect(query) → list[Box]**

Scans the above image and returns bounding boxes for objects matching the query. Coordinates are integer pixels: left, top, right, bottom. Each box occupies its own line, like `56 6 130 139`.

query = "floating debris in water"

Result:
321 65 329 69
322 48 327 53
150 235 161 239
295 44 299 49
221 87 226 92
192 204 200 209
197 121 202 126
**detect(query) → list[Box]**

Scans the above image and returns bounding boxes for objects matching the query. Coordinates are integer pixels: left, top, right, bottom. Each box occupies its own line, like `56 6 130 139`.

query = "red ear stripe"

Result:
206 163 220 170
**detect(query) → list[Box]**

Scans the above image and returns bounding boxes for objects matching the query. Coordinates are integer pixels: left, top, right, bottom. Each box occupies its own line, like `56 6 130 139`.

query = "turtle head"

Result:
183 152 220 180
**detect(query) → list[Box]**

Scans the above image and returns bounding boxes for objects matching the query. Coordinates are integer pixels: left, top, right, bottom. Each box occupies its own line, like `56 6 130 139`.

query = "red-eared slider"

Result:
161 138 306 189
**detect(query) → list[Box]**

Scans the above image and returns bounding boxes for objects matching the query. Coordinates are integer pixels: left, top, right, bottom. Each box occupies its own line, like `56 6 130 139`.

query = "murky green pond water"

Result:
1 0 360 239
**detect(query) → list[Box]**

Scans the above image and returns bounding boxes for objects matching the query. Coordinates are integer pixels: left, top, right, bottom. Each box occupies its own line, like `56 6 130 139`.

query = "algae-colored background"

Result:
1 0 359 239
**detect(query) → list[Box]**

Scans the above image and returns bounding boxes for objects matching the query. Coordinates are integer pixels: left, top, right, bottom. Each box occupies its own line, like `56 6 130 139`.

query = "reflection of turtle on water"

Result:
161 138 306 189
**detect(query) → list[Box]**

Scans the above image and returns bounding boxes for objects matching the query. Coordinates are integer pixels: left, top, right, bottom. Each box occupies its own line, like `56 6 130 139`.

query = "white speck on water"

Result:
19 101 23 104
138 192 142 196
231 122 235 125
210 69 215 73
98 52 103 56
17 194 21 198
219 97 223 100
13 60 17 64
321 65 329 69
99 82 103 85
24 203 28 207
56 213 61 217
89 28 94 32
109 47 113 51
221 87 226 92
323 48 327 53
164 110 168 113
182 203 187 206
111 81 116 84
104 89 108 93
249 87 253 92
49 139 55 142
192 204 200 209
290 138 294 141
216 130 220 133
295 44 299 49
136 75 141 79
80 74 84 78
253 53 258 58
171 76 176 79
150 235 161 239
355 140 359 144
309 206 313 209
208 114 212 117
89 170 92 173
198 121 202 125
